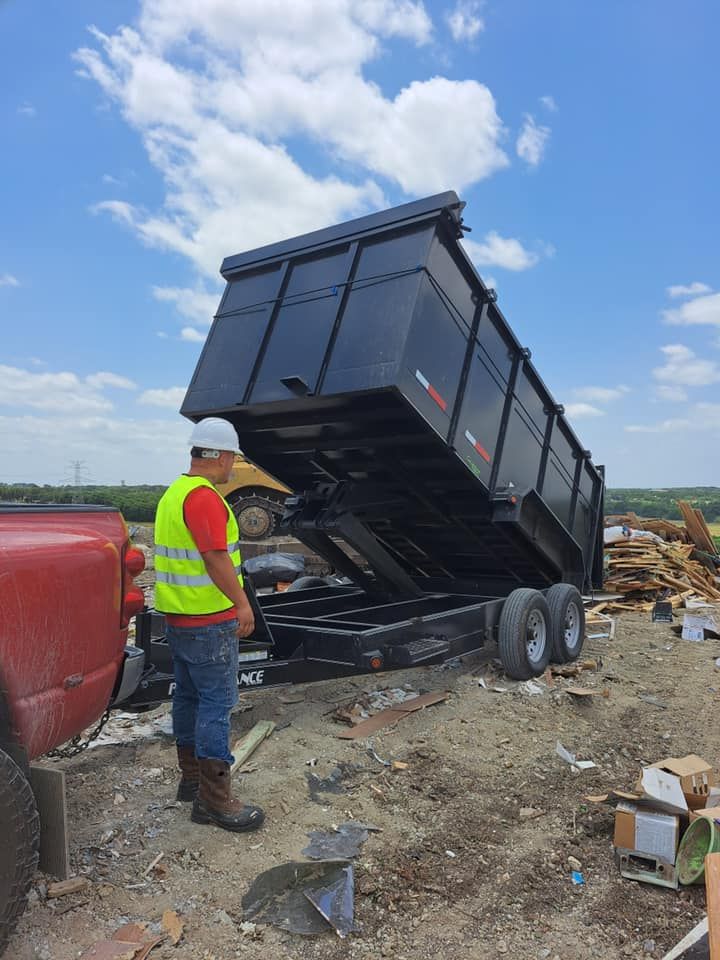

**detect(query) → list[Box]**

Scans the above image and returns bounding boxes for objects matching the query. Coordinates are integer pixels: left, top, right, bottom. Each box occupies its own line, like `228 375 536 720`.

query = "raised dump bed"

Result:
130 193 605 703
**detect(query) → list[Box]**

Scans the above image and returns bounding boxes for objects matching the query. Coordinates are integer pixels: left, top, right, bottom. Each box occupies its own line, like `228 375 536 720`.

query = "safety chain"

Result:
46 706 113 760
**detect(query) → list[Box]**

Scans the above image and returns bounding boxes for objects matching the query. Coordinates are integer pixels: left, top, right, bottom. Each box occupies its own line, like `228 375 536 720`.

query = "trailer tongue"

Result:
131 192 604 705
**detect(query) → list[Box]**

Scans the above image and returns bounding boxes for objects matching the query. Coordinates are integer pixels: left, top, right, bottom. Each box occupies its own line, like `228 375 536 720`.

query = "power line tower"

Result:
65 460 90 502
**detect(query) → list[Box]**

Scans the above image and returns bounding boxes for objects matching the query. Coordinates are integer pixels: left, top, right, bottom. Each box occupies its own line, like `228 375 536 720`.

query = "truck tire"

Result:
0 749 39 957
546 583 585 663
498 588 551 680
234 497 279 541
285 576 333 592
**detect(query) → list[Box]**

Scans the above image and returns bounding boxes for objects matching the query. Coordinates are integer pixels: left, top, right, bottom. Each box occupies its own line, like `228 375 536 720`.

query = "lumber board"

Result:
705 853 720 960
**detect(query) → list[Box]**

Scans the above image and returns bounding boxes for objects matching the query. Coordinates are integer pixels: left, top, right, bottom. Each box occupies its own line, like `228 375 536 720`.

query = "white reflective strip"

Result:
227 541 241 553
155 570 214 587
464 429 477 447
155 545 203 561
415 369 430 390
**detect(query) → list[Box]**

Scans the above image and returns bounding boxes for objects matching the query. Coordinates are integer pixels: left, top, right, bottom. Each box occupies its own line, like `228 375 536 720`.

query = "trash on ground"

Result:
242 859 355 937
556 741 596 771
566 686 607 700
333 686 419 726
551 658 600 678
302 821 379 860
88 706 174 748
682 609 720 642
47 876 91 898
78 922 165 960
230 720 275 773
518 807 545 820
161 909 184 945
307 765 349 800
336 691 448 740
638 692 669 709
571 871 584 886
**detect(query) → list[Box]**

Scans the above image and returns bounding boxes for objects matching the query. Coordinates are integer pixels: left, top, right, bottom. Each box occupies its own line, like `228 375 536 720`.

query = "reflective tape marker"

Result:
465 429 491 464
415 369 448 412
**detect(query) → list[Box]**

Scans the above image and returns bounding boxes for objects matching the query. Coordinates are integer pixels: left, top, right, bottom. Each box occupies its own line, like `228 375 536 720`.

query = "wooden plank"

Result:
230 720 275 773
706 853 720 960
30 764 70 880
337 691 448 739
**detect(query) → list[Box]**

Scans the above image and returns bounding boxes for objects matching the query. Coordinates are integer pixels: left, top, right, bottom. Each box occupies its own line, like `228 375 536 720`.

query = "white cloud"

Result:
74 2 511 277
0 413 189 485
102 173 123 185
86 371 137 390
446 2 484 42
652 343 720 387
0 365 114 413
539 95 558 112
666 282 712 299
654 384 688 403
17 102 36 117
564 402 604 419
516 113 550 166
153 285 220 326
138 386 187 408
0 274 19 287
625 418 693 434
573 385 629 403
180 327 206 343
90 199 136 226
662 292 720 327
463 232 539 271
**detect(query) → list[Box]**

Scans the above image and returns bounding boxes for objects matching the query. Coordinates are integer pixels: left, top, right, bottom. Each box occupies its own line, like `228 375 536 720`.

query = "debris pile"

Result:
600 501 720 612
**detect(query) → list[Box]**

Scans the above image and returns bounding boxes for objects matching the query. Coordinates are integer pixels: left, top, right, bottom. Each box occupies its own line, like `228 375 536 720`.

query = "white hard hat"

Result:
188 418 240 453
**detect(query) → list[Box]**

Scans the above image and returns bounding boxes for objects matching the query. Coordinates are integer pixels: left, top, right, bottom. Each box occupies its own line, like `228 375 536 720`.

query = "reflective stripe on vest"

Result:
154 474 243 616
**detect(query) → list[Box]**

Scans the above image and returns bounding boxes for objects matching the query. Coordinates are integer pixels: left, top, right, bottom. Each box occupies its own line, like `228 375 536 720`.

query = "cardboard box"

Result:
614 802 680 864
682 610 720 641
647 755 714 810
689 805 720 823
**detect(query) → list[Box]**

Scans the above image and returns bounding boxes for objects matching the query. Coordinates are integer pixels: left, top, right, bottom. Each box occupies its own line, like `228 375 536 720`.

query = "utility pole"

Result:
66 460 90 502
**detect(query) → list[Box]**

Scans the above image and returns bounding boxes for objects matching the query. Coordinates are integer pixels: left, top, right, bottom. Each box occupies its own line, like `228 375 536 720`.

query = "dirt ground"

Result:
12 609 719 960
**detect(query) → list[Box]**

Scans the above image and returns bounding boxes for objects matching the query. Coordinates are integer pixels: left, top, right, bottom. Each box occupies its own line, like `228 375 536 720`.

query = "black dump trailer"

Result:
131 192 604 705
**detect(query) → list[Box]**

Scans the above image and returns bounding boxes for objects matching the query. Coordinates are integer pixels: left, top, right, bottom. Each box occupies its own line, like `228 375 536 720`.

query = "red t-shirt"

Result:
164 484 237 627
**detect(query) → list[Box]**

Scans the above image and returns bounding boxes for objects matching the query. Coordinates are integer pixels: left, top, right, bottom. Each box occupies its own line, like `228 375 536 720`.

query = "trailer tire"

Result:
498 589 552 680
0 749 39 957
546 584 585 663
285 576 333 592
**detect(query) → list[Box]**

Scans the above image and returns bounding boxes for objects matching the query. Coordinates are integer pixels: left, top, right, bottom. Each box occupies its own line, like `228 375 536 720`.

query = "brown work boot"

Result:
176 744 200 802
191 758 265 832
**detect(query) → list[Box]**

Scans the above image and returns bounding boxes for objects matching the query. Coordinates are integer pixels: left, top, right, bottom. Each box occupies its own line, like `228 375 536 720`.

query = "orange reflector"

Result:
370 656 383 670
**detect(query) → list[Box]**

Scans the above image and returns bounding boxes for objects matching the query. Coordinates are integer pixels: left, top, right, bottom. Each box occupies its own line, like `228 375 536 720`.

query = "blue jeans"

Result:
166 619 239 765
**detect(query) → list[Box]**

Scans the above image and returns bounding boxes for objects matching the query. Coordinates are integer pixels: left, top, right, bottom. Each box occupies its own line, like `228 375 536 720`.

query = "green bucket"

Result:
677 816 720 885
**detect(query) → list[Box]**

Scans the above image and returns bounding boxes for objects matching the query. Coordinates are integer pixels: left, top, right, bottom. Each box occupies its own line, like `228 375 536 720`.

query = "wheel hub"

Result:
525 610 547 664
239 505 272 539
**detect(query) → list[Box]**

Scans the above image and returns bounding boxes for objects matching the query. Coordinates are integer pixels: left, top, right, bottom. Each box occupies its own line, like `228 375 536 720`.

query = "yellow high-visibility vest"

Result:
154 475 243 615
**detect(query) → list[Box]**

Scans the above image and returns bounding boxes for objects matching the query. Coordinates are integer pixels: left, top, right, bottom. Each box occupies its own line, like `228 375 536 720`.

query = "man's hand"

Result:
235 598 255 639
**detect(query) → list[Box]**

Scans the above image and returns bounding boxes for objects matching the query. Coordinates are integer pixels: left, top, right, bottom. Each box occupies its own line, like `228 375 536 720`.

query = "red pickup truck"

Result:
0 505 147 955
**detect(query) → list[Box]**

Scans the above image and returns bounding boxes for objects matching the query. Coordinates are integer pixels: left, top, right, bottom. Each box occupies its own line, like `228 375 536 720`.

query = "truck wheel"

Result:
498 589 551 680
234 498 278 541
0 749 39 957
546 583 585 663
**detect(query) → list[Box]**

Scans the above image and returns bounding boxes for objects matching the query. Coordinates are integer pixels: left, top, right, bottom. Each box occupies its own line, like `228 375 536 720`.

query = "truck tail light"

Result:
121 545 146 628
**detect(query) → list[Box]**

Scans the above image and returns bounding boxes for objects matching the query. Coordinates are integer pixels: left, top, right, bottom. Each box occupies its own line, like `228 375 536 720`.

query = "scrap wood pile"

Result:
599 500 720 613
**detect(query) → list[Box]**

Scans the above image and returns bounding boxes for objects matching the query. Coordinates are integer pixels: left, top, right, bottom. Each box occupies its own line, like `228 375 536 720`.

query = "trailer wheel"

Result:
498 589 552 680
0 749 39 957
546 583 585 663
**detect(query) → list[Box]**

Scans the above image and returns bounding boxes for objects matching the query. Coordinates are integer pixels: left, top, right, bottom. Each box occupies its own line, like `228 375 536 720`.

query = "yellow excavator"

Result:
215 456 291 540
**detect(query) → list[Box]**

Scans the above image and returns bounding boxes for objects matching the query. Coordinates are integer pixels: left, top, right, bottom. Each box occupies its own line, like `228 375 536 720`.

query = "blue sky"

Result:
1 0 718 486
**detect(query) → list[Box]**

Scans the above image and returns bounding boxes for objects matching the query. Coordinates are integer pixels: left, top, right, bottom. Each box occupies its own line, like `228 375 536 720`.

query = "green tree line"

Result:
604 487 720 522
0 484 165 522
4 483 720 523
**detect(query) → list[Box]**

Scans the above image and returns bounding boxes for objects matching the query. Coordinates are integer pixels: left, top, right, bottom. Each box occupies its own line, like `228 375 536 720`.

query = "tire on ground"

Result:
285 576 333 592
0 748 40 957
546 583 585 664
498 588 552 680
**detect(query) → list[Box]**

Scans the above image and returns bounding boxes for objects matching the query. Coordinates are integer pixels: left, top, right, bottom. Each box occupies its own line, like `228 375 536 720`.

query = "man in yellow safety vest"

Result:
154 418 264 832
